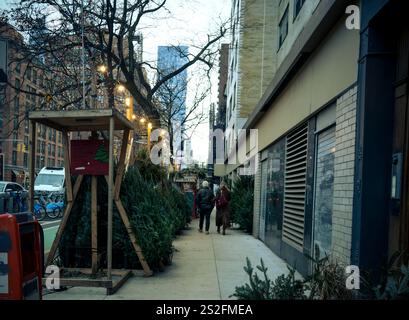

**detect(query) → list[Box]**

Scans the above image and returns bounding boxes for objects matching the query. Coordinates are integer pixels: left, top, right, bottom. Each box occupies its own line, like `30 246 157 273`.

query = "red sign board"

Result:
70 140 109 176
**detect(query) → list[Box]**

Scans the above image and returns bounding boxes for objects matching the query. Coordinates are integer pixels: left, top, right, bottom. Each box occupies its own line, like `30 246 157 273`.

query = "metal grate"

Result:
283 123 308 251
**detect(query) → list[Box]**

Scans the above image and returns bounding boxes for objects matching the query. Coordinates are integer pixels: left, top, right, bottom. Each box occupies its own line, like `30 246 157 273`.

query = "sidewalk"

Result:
44 218 292 300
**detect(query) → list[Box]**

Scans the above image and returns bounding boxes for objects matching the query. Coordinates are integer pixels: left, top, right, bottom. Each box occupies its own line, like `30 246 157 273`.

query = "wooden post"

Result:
107 117 114 280
62 131 73 203
114 129 130 201
46 175 83 266
91 176 98 274
28 120 36 212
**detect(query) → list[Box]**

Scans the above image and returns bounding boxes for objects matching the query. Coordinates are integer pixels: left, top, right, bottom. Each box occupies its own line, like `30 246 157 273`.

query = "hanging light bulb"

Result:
98 65 107 73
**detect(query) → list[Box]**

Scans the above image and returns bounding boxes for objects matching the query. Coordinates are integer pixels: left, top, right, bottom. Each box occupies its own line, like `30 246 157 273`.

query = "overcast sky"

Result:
139 0 231 164
1 0 231 164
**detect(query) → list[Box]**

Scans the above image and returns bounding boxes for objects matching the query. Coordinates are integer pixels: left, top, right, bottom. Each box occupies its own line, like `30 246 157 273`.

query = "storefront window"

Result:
313 126 336 258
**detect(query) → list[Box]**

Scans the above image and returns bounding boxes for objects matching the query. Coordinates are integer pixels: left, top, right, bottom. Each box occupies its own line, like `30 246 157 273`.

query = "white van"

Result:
34 167 65 193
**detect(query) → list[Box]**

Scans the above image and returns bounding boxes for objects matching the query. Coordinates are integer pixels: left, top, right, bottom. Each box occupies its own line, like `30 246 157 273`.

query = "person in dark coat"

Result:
215 181 230 235
196 180 214 234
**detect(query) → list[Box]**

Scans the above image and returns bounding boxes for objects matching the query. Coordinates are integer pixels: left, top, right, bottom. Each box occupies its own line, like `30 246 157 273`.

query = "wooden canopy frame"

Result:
28 109 152 295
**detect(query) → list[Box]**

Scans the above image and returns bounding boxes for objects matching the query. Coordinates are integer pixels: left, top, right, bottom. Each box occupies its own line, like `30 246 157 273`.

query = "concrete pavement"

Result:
44 217 293 300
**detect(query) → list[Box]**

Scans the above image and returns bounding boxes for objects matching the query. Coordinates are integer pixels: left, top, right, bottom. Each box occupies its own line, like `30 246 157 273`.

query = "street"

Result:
40 219 60 255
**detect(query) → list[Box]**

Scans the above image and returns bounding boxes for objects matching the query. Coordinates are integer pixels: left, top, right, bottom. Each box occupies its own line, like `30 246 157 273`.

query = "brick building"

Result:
0 23 64 186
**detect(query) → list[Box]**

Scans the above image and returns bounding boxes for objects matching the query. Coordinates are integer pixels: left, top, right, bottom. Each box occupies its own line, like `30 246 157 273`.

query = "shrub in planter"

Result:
304 248 354 300
373 252 409 300
230 258 305 300
230 176 254 233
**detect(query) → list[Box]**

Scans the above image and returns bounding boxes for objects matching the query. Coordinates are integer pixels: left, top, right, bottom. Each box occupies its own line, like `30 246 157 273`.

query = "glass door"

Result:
312 126 336 258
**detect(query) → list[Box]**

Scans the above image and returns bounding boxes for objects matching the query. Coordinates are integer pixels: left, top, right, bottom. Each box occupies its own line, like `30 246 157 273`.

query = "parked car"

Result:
0 181 27 195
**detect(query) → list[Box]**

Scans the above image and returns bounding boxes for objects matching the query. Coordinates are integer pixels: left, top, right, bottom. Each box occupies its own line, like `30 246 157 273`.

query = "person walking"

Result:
215 181 230 235
196 181 214 234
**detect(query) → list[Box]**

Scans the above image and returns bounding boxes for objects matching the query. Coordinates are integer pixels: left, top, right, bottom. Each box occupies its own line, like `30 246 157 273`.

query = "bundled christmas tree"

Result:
59 158 190 270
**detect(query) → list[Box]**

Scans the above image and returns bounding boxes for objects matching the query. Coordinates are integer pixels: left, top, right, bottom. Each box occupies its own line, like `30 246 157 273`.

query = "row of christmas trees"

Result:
59 149 191 271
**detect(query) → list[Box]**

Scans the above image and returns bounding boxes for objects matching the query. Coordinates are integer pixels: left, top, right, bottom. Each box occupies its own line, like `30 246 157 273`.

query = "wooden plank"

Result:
41 276 111 288
46 202 73 266
56 278 112 288
104 176 153 277
125 132 134 169
61 268 131 277
29 109 114 120
91 176 98 274
29 109 134 131
107 270 132 295
73 175 84 197
62 131 73 202
114 129 130 201
114 199 153 276
107 117 114 280
28 121 36 212
46 175 83 266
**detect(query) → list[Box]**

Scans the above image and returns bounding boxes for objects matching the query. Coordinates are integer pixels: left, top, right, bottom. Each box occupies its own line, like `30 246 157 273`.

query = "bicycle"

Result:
45 192 63 219
33 199 47 221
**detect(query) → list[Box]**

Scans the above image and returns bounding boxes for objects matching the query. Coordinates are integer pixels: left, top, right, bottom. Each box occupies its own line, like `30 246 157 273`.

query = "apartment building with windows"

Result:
0 23 64 185
222 0 277 177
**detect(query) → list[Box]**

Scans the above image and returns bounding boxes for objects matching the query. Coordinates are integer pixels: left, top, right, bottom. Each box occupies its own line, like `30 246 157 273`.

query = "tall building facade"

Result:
223 0 277 177
236 0 409 281
245 0 359 276
157 45 189 165
0 23 64 185
209 43 229 182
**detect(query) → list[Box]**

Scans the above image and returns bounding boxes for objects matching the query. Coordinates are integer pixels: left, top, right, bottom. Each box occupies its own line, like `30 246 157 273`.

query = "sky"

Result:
0 0 231 164
137 0 231 164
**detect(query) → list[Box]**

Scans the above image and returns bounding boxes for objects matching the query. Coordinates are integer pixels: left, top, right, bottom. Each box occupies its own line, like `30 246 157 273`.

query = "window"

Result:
312 126 336 259
38 73 43 88
12 151 17 165
278 6 289 49
13 118 19 130
233 84 237 110
23 153 28 168
13 132 18 148
26 66 32 81
33 69 37 85
294 0 305 20
14 97 19 114
24 136 28 151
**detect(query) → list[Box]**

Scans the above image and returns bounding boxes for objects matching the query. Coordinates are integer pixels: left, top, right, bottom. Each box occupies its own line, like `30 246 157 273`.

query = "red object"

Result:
70 140 109 176
0 213 43 300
